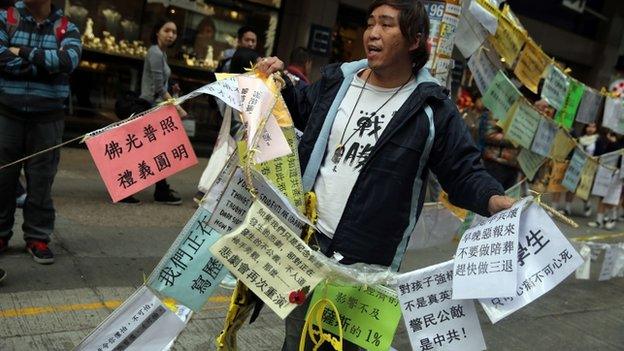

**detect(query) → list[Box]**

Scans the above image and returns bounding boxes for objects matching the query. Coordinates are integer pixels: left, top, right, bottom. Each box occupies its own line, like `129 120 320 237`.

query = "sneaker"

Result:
583 205 592 218
25 240 54 264
219 272 237 290
193 191 205 206
0 268 5 283
0 238 7 253
588 220 603 228
118 196 141 204
154 188 182 205
605 218 616 230
16 193 26 208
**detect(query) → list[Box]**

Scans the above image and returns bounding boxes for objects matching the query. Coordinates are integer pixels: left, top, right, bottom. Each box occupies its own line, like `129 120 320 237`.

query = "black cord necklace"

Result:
331 70 413 164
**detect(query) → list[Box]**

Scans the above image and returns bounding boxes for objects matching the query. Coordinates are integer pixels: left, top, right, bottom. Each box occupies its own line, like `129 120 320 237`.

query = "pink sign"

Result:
86 105 198 202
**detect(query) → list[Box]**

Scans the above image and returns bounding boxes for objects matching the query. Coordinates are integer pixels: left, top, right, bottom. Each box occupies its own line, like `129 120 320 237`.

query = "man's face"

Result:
239 31 257 49
364 5 417 72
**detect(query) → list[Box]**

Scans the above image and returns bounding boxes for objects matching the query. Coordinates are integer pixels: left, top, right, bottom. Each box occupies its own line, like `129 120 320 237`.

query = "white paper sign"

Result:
530 118 557 157
602 97 624 134
468 0 498 34
190 77 242 111
455 0 488 58
590 151 620 197
255 114 292 163
397 260 487 351
603 173 623 205
575 244 591 280
452 198 530 300
75 286 187 351
467 48 500 95
575 88 603 124
541 64 569 111
479 204 584 323
598 244 624 281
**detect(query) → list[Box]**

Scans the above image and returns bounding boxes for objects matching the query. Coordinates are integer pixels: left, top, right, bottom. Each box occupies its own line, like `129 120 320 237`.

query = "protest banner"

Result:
482 70 522 121
75 286 187 351
480 203 584 323
423 0 462 85
454 0 488 58
505 100 541 149
602 96 624 134
489 12 526 67
546 161 568 194
467 46 501 95
540 64 569 111
208 168 307 235
530 118 557 157
574 88 603 125
561 148 587 192
549 129 576 161
574 157 598 201
85 106 197 202
590 151 620 197
517 148 545 181
407 204 462 251
309 283 401 351
513 39 550 94
555 80 585 129
452 198 530 299
210 201 326 319
148 207 227 311
397 260 486 351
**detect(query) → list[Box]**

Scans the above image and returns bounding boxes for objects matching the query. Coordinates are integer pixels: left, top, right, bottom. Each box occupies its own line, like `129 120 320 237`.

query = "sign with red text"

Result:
86 106 197 202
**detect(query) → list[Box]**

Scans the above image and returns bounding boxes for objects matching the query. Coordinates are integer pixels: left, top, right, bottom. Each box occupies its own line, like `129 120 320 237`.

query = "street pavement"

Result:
0 147 623 350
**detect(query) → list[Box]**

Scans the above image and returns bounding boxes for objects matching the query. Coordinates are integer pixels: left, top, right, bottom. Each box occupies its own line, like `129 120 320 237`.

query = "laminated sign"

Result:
452 198 530 299
479 204 583 323
86 105 198 202
397 260 486 351
423 0 462 85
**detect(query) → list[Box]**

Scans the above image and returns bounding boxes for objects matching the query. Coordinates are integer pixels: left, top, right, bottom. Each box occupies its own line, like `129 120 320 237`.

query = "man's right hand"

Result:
256 56 284 77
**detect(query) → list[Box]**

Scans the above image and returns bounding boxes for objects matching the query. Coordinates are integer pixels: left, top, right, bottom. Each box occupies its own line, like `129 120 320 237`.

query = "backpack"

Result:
5 6 68 46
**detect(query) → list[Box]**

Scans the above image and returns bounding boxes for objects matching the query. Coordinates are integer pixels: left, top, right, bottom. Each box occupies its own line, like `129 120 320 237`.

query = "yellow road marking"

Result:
0 295 230 318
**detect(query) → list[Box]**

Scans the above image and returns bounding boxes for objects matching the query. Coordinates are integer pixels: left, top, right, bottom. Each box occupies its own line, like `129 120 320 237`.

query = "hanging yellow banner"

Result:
489 14 526 67
438 191 468 220
575 158 598 201
549 129 576 161
513 40 550 94
547 160 569 193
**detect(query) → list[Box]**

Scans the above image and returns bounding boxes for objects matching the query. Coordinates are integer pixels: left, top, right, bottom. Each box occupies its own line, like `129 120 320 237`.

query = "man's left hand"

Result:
488 195 515 215
9 47 20 56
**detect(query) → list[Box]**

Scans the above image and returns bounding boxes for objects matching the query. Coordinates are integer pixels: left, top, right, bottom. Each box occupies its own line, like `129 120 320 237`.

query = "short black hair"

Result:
151 18 177 46
230 47 260 74
367 0 430 73
289 47 311 66
237 26 257 40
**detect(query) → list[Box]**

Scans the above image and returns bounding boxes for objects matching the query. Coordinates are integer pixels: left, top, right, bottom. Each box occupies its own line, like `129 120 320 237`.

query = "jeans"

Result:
0 115 64 243
282 234 365 351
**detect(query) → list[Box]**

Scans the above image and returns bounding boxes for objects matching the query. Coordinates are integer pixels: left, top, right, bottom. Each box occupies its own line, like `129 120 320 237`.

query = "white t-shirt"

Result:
314 71 417 238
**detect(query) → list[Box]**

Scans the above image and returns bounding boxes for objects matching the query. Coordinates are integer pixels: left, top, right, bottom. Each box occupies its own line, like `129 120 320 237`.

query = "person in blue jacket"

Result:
258 0 514 349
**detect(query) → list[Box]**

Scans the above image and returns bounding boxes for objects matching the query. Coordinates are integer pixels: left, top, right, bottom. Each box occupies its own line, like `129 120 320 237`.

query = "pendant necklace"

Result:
332 71 413 164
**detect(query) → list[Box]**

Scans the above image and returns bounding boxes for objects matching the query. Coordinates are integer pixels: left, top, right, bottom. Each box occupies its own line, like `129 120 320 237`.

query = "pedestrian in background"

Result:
217 25 257 73
0 0 82 264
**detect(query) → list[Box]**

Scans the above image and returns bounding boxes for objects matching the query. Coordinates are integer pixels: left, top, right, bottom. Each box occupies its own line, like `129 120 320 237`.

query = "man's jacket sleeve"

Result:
18 22 82 74
428 99 505 217
0 11 37 76
280 75 322 131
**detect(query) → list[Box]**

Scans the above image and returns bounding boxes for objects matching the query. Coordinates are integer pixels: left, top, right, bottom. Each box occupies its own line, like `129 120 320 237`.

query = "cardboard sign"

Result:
482 70 522 121
397 260 486 351
148 207 227 311
575 158 598 201
549 129 576 161
513 40 550 94
480 204 584 323
309 283 401 351
555 80 585 129
75 286 187 351
210 201 326 319
575 88 604 125
541 64 570 111
505 100 541 149
452 198 530 299
546 161 568 193
86 106 198 202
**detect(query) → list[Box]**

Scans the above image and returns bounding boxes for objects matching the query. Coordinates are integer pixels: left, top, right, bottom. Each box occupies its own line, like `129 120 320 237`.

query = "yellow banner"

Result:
547 160 569 193
438 191 468 220
575 158 598 201
513 40 550 94
549 129 576 161
489 14 526 67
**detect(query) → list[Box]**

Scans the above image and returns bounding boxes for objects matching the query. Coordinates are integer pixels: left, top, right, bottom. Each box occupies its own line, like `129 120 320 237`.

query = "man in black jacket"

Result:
258 0 513 349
